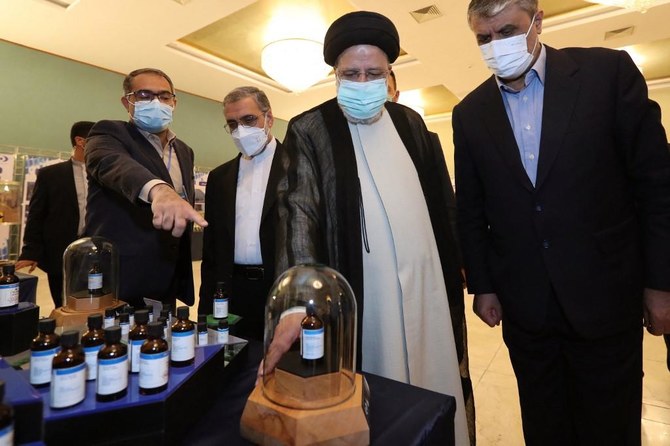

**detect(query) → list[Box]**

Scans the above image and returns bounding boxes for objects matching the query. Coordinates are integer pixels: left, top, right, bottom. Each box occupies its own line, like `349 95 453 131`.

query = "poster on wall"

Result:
0 224 10 260
0 153 16 182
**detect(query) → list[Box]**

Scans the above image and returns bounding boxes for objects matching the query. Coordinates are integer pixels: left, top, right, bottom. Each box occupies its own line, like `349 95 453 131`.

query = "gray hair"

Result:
123 68 174 94
467 0 538 25
223 86 271 112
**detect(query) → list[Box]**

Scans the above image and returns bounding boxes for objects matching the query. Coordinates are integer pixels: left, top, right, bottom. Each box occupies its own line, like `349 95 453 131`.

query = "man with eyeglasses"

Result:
266 11 474 445
85 68 207 311
453 1 670 444
198 86 284 341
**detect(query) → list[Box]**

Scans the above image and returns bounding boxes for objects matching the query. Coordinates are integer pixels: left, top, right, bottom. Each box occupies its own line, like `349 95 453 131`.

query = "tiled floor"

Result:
33 263 670 445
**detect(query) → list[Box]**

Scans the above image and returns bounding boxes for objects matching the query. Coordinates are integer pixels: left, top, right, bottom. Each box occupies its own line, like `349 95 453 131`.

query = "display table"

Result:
185 341 456 446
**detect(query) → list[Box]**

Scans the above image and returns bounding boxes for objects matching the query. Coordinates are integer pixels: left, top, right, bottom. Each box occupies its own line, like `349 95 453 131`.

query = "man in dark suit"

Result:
454 1 670 444
86 68 207 309
199 86 284 341
17 121 95 307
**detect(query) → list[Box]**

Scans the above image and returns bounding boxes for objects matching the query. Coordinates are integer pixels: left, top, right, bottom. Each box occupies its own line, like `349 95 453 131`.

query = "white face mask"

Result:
479 15 538 80
231 116 269 158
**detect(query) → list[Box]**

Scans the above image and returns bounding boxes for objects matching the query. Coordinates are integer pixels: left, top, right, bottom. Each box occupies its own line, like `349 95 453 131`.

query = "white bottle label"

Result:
301 327 324 360
88 273 103 290
84 344 103 380
216 327 229 345
0 424 14 446
29 347 60 385
130 339 144 373
96 354 128 396
103 317 115 328
129 315 135 328
120 323 129 344
198 331 208 346
139 350 169 389
214 298 228 318
0 283 19 307
171 330 195 361
50 362 86 408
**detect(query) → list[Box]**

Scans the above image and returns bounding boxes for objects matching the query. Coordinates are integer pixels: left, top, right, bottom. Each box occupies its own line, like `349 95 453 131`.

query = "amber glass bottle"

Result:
197 314 208 346
170 306 195 367
96 326 128 402
213 281 229 319
0 263 19 309
88 262 103 296
301 302 324 362
29 318 60 387
50 331 86 409
139 322 169 395
82 313 105 381
128 309 149 373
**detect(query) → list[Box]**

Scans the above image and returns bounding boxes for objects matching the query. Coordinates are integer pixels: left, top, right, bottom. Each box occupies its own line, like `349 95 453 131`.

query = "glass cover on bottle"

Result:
262 264 357 410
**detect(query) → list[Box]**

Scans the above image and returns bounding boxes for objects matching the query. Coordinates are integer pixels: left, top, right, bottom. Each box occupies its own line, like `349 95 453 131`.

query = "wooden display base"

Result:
50 297 125 329
240 373 370 446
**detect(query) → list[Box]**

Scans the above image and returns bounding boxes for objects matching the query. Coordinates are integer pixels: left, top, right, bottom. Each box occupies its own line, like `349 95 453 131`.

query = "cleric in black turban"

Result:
323 11 400 66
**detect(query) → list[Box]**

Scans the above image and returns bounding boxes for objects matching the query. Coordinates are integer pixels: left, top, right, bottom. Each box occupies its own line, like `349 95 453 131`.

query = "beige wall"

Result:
427 83 670 187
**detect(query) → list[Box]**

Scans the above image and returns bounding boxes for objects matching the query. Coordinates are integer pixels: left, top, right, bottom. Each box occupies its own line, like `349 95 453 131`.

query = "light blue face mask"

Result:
337 78 388 120
133 99 173 133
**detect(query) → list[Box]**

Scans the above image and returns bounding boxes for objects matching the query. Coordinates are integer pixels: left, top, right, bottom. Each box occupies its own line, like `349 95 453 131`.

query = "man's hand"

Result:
15 260 38 273
643 288 670 335
256 312 304 385
149 184 208 237
473 293 503 327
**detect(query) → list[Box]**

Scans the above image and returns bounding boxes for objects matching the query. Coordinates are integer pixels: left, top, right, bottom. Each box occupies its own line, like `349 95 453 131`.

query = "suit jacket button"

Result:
542 240 550 249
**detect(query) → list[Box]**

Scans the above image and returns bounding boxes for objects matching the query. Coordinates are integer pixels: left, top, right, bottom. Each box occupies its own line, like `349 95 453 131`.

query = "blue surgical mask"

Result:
337 78 388 121
133 99 173 133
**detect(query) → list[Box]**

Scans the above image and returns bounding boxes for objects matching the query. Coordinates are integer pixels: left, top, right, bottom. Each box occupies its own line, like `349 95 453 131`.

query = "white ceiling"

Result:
2 0 670 121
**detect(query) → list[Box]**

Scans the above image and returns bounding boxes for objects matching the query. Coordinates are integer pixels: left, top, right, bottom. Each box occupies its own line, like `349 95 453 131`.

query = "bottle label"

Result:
29 347 60 385
130 339 144 373
120 323 129 344
301 327 324 360
139 350 169 389
88 272 103 290
84 344 103 380
0 283 19 307
97 355 128 396
50 362 86 408
213 298 228 318
171 330 195 361
0 424 14 446
198 331 208 346
103 317 115 328
216 327 229 345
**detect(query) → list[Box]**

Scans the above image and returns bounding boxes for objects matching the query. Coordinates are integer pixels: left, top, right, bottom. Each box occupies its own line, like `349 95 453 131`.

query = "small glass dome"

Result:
62 236 119 312
262 264 357 410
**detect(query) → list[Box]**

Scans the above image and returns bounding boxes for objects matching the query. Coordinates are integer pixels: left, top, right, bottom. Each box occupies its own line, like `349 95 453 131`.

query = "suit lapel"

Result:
173 141 194 201
261 142 283 222
480 78 534 191
127 123 174 185
222 156 240 238
536 47 580 190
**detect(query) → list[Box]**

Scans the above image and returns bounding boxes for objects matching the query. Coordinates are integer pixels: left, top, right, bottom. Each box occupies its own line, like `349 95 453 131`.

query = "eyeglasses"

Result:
224 113 265 133
336 69 390 82
125 89 176 104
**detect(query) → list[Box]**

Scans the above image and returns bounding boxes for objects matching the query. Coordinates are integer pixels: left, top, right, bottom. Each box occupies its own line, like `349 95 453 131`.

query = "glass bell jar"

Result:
54 236 120 328
262 264 357 410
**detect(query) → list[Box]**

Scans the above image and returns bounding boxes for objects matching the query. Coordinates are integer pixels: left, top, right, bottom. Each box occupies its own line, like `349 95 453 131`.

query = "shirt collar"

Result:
71 157 84 167
497 43 547 93
134 123 177 146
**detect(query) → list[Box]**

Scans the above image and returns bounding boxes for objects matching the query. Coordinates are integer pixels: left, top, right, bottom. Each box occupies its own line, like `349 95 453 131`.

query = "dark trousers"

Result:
503 293 643 446
47 272 63 308
230 270 273 343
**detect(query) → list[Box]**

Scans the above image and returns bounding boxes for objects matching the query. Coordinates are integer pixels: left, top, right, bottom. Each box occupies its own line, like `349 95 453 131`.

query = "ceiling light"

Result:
261 38 331 93
585 0 658 13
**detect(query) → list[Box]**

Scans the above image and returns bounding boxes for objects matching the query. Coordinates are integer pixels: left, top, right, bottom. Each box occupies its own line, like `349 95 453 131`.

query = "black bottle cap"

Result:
104 308 116 318
104 326 121 343
88 313 103 329
123 305 135 315
197 321 207 331
197 314 206 324
118 313 129 324
218 318 229 329
38 318 56 334
147 322 164 338
176 306 189 320
0 380 4 401
163 303 172 313
2 263 15 275
134 309 149 325
215 281 226 290
60 330 79 348
145 304 153 313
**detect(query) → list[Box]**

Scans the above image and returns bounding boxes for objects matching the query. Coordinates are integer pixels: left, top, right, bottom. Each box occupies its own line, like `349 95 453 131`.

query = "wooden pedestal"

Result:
240 373 370 445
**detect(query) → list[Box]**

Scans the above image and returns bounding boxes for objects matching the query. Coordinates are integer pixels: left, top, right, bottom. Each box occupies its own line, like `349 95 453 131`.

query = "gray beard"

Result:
339 105 384 125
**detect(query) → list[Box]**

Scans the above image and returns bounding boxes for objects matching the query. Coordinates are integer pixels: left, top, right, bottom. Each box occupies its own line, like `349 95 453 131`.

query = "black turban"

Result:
323 11 400 66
